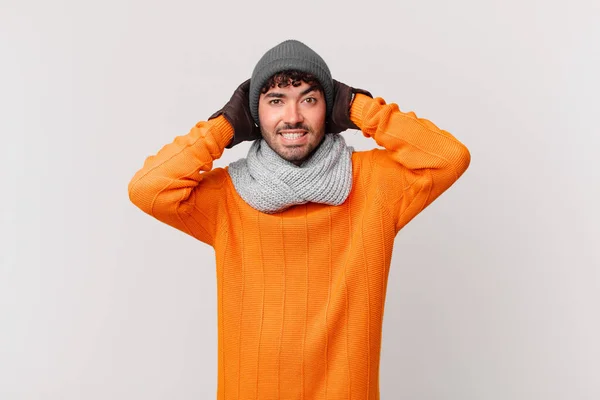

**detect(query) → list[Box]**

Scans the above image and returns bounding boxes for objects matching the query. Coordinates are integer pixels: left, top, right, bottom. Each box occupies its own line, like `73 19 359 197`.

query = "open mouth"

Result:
280 132 306 139
278 131 308 143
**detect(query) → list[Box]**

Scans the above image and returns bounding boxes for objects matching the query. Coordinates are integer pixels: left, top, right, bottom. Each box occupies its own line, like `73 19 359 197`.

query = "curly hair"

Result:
260 70 324 94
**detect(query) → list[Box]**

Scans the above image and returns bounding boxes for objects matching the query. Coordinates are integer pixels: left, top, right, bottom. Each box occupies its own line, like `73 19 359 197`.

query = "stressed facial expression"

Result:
258 80 326 166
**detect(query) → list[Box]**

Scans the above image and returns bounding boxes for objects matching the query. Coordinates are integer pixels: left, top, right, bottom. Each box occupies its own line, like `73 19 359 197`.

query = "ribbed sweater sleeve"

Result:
128 116 234 245
350 93 471 231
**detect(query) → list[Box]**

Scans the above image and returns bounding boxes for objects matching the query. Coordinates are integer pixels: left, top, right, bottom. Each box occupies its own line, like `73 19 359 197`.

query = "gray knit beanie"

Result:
249 39 334 125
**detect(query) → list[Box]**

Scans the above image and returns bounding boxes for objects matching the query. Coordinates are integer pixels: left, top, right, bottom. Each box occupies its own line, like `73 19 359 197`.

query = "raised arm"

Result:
128 117 233 245
128 80 261 245
349 91 471 231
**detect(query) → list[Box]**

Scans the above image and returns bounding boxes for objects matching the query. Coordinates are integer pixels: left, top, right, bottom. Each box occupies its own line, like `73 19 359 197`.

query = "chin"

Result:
279 150 310 165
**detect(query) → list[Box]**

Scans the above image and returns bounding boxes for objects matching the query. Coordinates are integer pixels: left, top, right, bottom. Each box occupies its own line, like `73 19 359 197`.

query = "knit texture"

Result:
228 133 353 214
128 94 471 399
249 39 334 125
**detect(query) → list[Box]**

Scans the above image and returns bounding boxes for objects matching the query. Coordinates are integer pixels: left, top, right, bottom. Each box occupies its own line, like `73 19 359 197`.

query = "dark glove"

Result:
326 80 373 134
209 79 262 148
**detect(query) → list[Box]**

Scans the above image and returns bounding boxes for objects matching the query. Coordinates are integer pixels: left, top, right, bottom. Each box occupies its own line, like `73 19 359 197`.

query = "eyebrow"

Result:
301 85 319 96
265 92 285 98
264 85 320 98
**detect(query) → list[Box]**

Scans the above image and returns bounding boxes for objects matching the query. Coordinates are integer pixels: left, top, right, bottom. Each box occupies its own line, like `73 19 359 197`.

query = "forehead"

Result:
261 80 322 97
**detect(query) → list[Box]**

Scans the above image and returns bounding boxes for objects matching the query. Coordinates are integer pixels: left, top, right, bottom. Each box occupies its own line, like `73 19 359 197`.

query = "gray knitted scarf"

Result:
228 133 353 214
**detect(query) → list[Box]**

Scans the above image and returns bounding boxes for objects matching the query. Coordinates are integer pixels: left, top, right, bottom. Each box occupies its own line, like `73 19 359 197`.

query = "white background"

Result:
2 0 599 399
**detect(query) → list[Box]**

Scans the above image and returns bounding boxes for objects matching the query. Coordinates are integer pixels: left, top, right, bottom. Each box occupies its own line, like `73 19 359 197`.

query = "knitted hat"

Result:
249 39 334 125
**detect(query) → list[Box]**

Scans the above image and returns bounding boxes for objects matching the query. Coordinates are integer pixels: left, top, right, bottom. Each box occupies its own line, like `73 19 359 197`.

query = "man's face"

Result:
258 80 326 166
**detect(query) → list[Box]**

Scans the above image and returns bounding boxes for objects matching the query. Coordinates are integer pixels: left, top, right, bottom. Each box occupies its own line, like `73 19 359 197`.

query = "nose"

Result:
283 103 303 125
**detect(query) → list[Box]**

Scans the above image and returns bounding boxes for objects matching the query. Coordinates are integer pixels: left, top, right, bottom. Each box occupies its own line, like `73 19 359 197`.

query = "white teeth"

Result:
281 133 304 139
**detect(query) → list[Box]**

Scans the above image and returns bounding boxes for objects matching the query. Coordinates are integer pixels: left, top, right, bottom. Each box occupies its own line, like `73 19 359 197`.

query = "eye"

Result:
303 97 317 104
269 99 282 105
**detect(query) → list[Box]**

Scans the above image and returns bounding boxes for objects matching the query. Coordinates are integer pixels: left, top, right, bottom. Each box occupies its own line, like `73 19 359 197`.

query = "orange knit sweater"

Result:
129 94 470 399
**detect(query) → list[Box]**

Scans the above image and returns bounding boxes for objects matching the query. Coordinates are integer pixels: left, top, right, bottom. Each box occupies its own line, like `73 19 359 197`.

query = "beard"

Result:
260 122 326 166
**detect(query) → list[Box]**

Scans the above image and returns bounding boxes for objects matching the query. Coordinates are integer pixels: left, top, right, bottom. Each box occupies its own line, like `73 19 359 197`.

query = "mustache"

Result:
276 123 311 134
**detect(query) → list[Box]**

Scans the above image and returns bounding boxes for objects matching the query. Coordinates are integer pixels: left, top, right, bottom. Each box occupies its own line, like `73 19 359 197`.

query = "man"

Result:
129 39 470 399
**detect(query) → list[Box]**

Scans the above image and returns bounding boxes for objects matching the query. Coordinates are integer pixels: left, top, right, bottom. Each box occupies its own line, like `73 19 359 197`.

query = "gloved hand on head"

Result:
209 79 262 148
